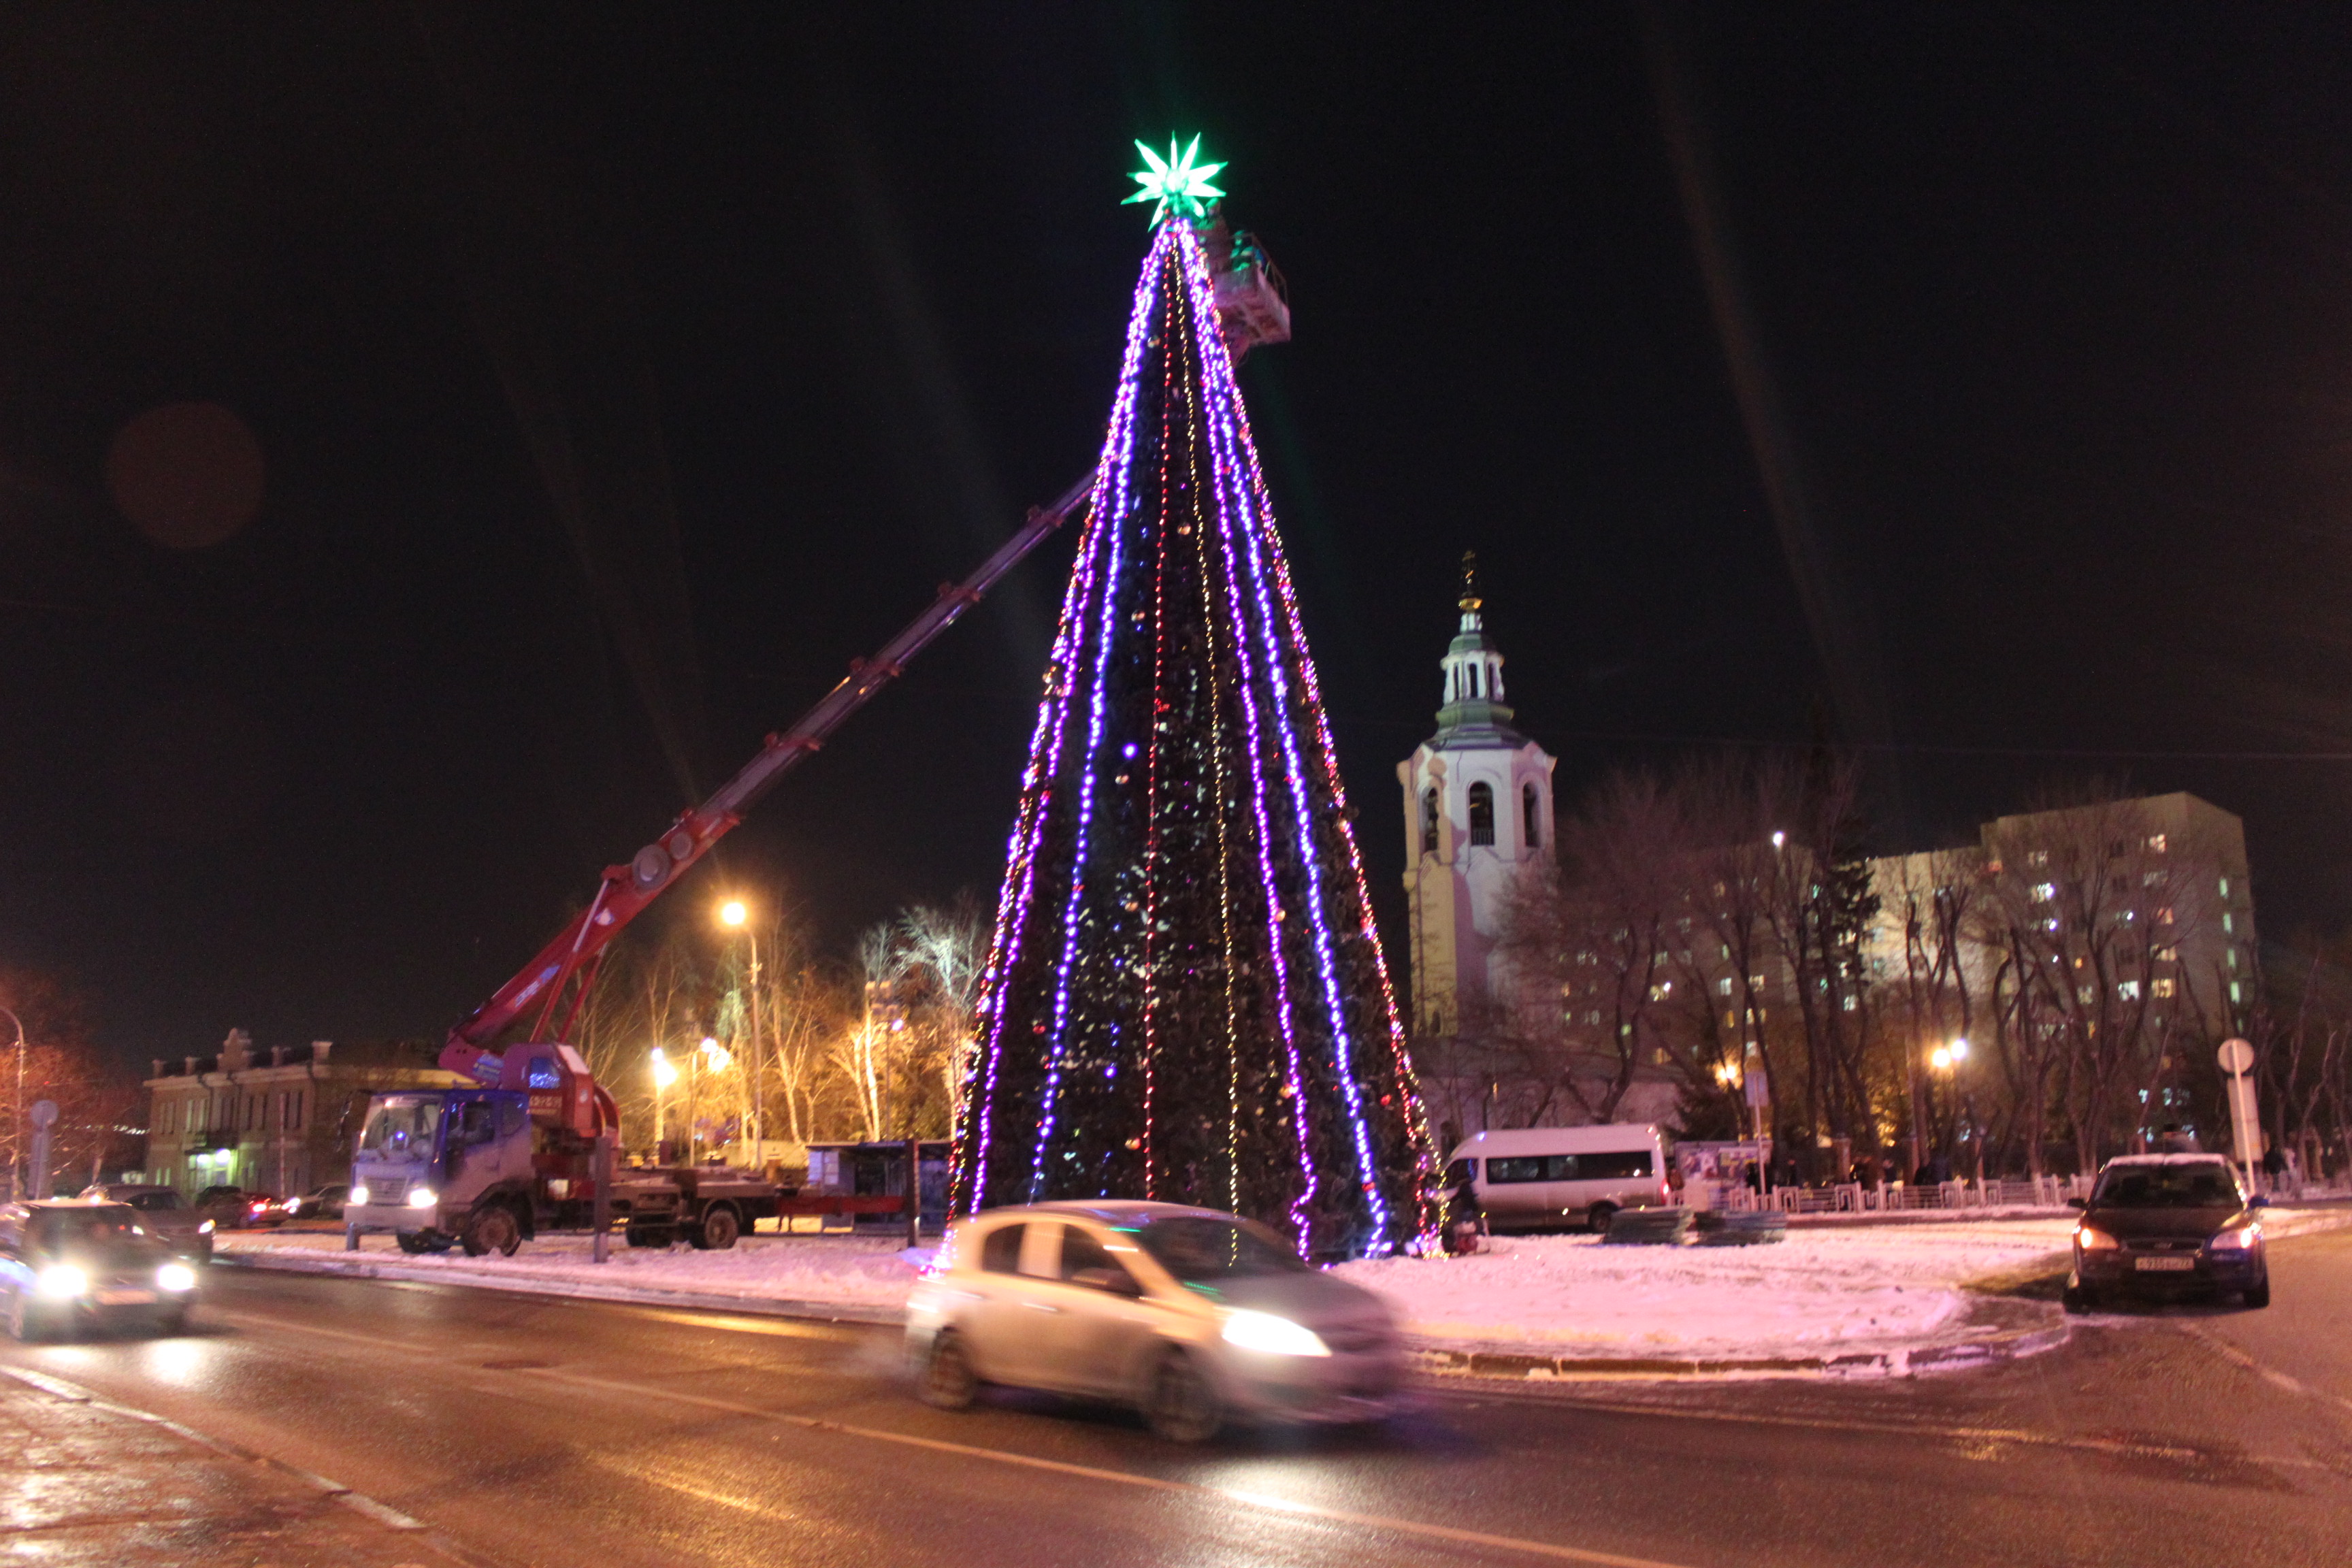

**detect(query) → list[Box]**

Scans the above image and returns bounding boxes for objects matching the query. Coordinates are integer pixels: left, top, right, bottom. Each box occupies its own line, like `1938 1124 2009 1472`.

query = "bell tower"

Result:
1396 555 1557 1037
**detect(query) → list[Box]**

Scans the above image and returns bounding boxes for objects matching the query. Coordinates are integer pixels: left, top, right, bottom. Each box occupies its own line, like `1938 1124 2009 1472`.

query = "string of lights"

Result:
950 184 1433 1257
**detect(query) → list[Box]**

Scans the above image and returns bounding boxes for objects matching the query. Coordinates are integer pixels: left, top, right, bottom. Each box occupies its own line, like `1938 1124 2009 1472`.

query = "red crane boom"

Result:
440 472 1096 1104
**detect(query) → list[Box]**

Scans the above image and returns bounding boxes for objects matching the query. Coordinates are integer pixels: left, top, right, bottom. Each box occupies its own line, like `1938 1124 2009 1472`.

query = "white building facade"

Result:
1396 564 1557 1038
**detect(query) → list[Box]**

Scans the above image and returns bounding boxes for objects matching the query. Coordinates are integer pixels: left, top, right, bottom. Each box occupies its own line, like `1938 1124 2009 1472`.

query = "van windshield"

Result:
359 1099 442 1156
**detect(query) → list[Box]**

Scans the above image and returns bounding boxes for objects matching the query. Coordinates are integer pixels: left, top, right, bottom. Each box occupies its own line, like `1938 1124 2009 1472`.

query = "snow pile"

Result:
1332 1220 2078 1360
216 1229 923 1309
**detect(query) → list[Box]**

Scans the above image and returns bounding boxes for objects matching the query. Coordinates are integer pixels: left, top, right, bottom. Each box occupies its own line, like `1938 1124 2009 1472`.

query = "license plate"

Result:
2134 1256 2195 1272
96 1289 157 1305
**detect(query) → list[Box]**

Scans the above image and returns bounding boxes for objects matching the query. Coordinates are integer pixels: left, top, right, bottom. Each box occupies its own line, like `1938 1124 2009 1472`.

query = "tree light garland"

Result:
949 167 1434 1258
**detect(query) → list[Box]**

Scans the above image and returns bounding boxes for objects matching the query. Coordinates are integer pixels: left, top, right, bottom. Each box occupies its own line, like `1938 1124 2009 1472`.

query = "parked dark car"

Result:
193 1186 267 1230
2064 1154 2269 1313
283 1184 350 1222
76 1184 214 1261
0 1200 201 1339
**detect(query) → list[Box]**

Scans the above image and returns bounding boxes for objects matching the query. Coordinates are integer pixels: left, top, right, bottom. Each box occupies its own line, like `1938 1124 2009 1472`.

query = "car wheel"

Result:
1587 1203 1618 1236
463 1205 522 1258
7 1290 41 1343
159 1307 189 1337
2243 1280 2270 1309
692 1206 741 1251
1144 1349 1222 1443
2062 1282 2099 1315
919 1332 981 1411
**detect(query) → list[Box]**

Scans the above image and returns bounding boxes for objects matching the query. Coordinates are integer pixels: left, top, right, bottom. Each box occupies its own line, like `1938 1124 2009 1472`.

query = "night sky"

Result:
5 5 2352 1068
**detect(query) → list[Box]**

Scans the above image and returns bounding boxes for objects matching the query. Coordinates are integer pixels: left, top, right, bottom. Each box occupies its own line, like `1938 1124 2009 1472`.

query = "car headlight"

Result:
35 1264 88 1299
406 1188 437 1209
198 1219 216 1235
346 1186 370 1207
2074 1224 2119 1252
157 1262 198 1293
1221 1309 1332 1357
2210 1224 2261 1252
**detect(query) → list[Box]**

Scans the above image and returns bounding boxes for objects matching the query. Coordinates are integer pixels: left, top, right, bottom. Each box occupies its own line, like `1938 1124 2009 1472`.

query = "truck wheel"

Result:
692 1205 741 1251
1143 1348 1222 1443
625 1224 668 1248
463 1205 521 1259
395 1230 431 1255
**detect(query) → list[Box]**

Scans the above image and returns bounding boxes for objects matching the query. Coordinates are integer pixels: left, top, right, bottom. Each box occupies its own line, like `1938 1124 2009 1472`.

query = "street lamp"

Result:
717 897 764 1170
650 1047 677 1156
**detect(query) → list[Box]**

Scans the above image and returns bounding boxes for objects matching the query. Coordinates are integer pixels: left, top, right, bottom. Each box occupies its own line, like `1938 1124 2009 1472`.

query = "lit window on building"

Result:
2146 834 2167 853
2118 980 2141 1000
2218 877 2230 898
2031 882 2055 903
2230 981 2242 1003
1716 977 1733 996
2222 913 2234 934
2153 978 2176 998
1467 781 1494 847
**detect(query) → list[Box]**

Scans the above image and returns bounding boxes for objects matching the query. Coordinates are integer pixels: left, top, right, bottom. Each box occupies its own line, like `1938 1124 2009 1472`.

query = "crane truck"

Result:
344 227 1289 1258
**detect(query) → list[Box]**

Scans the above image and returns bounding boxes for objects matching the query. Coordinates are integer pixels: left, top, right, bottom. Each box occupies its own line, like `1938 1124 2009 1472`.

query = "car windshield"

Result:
2094 1164 2241 1208
1126 1216 1309 1283
360 1098 442 1154
30 1207 148 1255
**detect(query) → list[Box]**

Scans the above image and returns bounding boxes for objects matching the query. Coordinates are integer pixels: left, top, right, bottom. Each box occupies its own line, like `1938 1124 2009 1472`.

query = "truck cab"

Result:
346 1090 537 1256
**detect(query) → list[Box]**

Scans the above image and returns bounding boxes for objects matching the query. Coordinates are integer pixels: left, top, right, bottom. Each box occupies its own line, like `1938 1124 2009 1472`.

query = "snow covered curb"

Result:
210 1231 917 1325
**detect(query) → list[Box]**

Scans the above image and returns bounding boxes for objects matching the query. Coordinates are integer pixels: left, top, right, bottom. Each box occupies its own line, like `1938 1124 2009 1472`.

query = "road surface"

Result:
6 1227 2349 1567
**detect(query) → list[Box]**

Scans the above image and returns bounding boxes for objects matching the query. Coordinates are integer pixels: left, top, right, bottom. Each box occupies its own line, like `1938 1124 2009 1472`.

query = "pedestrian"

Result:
1442 1168 1484 1256
2261 1143 2287 1196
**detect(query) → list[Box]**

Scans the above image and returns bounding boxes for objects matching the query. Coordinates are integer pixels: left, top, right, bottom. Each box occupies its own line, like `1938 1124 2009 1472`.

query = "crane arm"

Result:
442 471 1096 1083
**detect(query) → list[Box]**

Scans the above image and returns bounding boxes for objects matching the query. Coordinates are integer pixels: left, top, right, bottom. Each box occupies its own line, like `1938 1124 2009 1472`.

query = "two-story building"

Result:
141 1030 460 1198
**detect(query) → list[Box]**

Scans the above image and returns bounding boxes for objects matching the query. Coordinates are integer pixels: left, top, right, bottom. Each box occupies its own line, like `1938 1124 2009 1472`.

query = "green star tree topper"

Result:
1124 135 1226 225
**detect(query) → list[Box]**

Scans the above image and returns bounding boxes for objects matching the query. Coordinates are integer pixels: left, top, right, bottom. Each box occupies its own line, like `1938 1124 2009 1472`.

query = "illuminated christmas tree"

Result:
950 142 1434 1257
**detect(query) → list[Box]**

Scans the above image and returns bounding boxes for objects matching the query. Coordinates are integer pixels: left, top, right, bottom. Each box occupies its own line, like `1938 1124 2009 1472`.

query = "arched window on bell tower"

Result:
1421 787 1440 854
1468 781 1494 846
1522 782 1541 851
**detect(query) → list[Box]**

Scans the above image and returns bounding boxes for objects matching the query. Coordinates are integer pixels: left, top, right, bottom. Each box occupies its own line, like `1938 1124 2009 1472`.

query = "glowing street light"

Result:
719 899 747 928
1929 1045 1953 1073
717 897 764 1165
1770 830 1786 849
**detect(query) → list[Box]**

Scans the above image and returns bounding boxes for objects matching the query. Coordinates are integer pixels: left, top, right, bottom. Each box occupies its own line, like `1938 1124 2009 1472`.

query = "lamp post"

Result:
1929 1036 1973 1183
719 898 764 1171
0 1008 22 1203
651 1047 677 1160
696 1034 730 1163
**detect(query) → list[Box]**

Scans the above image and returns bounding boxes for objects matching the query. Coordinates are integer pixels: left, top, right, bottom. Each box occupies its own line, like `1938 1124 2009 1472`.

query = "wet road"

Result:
7 1228 2350 1567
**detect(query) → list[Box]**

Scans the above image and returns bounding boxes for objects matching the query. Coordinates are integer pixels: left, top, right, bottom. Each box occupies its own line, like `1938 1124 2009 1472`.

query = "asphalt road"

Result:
6 1229 2350 1568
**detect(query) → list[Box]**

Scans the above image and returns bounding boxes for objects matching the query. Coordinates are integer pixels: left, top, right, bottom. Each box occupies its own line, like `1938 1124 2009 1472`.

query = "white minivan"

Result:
1443 1124 1674 1233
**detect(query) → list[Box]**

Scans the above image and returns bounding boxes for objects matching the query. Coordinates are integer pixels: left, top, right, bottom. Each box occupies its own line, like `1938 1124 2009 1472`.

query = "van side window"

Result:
1443 1158 1477 1186
1487 1157 1547 1183
1579 1151 1653 1179
979 1224 1025 1273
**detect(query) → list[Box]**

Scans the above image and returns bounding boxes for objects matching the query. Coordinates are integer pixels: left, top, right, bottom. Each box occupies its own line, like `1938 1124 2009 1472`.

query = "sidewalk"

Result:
0 1365 472 1567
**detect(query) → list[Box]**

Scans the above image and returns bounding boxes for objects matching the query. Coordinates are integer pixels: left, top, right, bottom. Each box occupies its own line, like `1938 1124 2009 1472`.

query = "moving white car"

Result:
1443 1124 1674 1232
907 1200 1402 1441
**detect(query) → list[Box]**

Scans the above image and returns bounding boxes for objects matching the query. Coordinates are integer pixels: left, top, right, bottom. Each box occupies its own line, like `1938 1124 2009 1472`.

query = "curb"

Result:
210 1246 908 1326
1404 1320 2071 1382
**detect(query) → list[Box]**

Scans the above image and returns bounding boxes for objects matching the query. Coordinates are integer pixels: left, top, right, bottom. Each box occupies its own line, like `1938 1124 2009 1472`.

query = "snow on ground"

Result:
219 1207 2351 1362
1331 1220 2076 1360
216 1226 923 1310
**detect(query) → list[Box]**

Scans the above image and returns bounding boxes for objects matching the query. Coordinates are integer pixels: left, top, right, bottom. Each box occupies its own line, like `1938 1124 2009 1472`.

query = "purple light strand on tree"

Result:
964 229 1165 1209
1022 223 1171 1199
1174 225 1395 1247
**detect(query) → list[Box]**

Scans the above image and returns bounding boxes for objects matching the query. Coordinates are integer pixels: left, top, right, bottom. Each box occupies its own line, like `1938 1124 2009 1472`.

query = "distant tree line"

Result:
572 898 985 1171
